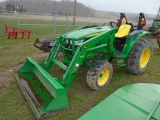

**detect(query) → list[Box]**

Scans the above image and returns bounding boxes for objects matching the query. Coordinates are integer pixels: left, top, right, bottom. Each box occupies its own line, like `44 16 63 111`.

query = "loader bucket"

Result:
34 38 55 52
15 57 68 119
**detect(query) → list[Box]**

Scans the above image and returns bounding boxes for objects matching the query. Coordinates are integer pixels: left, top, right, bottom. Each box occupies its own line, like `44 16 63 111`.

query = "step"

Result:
115 58 126 66
113 50 126 58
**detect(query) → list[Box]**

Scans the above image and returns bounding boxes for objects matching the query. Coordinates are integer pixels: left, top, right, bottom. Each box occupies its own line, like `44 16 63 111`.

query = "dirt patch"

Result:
0 51 48 93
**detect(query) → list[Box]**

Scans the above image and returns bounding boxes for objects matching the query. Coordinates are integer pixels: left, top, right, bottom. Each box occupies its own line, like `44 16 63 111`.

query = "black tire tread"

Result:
86 60 113 90
126 37 153 74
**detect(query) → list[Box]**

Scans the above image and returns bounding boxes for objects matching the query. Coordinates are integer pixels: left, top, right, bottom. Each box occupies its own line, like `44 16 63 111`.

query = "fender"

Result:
122 30 150 56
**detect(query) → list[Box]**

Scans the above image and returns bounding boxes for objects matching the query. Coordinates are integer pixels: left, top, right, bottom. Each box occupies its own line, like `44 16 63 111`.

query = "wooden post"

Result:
73 0 77 25
157 6 160 18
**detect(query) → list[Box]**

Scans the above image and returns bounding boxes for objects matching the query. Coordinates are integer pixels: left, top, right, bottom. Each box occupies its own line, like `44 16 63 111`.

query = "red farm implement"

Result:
5 24 30 39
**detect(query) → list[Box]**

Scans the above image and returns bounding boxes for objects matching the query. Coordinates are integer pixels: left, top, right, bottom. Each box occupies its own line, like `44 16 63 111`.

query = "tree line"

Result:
6 3 26 12
2 0 95 17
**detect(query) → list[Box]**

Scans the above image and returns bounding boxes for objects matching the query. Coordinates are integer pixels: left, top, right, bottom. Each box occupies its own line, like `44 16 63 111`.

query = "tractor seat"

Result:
115 24 131 38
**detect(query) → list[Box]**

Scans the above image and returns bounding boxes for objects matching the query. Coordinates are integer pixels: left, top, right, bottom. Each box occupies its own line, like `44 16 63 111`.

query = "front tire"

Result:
86 60 113 90
126 37 153 74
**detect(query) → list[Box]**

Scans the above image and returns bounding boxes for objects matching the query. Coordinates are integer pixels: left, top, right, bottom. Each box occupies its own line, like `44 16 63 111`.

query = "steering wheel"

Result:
109 22 118 28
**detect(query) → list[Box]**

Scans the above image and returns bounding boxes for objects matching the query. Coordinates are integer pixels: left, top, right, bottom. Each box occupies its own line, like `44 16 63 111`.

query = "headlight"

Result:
75 40 84 45
65 39 69 44
65 39 84 45
65 39 73 44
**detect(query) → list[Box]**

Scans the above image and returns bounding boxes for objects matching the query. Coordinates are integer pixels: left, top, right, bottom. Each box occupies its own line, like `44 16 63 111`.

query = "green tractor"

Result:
147 19 160 48
15 13 153 119
148 19 160 32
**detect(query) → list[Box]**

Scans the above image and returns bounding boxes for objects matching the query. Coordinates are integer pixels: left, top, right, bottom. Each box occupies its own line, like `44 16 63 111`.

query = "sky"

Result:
0 0 159 15
77 0 160 15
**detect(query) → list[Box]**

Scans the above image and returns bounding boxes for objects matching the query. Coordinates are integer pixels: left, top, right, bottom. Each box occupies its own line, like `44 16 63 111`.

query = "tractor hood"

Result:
63 26 113 40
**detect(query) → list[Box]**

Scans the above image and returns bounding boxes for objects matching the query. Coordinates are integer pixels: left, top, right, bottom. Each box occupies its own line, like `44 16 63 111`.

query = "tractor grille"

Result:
64 39 73 55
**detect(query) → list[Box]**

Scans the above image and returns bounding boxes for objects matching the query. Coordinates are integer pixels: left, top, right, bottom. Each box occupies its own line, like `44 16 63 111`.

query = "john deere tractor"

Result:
147 19 160 48
15 13 153 119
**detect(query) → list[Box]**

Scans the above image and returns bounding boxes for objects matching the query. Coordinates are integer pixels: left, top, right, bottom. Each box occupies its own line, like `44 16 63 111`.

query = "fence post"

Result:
53 14 56 34
17 14 20 28
87 17 89 25
66 15 69 33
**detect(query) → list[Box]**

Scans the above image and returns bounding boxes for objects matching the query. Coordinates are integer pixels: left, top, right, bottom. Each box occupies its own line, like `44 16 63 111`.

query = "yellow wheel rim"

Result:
98 68 110 86
140 48 151 68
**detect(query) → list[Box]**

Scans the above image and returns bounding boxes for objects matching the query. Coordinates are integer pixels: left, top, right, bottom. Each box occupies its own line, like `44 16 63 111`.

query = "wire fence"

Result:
0 10 153 37
0 10 117 36
17 14 116 35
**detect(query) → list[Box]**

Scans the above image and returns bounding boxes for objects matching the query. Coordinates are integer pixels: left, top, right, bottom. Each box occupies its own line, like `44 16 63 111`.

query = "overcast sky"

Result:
78 0 160 15
0 0 159 15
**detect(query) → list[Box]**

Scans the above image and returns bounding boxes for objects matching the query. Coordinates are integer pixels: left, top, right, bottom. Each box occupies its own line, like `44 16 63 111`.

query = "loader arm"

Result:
43 38 61 71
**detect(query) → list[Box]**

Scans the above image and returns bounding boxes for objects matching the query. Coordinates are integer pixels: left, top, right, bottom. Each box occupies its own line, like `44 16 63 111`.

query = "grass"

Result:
0 14 160 120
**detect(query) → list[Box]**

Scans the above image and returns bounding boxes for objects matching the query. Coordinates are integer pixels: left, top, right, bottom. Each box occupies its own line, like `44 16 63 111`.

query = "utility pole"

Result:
53 1 56 34
157 6 160 18
73 0 77 25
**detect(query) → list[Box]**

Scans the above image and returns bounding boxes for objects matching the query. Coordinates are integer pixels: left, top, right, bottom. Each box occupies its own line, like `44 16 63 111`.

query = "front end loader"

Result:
15 13 153 119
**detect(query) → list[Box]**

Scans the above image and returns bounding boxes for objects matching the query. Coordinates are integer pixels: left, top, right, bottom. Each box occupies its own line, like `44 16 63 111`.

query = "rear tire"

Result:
126 37 153 74
157 36 160 48
86 60 113 90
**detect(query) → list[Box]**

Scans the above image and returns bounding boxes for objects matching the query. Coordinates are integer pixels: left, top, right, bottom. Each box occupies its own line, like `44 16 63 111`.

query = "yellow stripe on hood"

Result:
86 32 103 38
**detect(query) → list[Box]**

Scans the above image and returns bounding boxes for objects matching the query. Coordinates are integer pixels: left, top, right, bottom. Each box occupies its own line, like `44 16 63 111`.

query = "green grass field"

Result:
0 14 160 120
